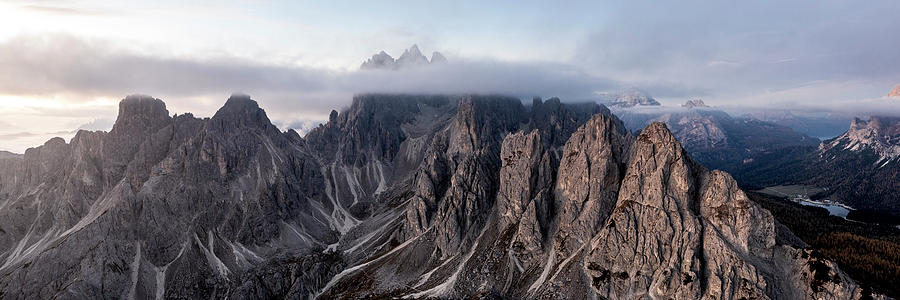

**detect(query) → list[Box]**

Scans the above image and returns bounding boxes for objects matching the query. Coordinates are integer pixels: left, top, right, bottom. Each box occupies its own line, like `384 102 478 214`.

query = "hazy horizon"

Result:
2 0 899 152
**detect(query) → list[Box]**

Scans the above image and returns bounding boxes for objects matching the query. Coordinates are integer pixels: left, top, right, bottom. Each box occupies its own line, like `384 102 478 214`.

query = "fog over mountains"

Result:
2 31 900 154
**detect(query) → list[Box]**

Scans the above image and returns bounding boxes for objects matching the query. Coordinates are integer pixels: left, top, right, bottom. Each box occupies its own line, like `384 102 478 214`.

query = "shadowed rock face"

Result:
0 94 864 299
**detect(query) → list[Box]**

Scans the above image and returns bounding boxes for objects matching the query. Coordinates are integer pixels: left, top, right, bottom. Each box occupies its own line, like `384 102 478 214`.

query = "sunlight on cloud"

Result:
0 94 120 153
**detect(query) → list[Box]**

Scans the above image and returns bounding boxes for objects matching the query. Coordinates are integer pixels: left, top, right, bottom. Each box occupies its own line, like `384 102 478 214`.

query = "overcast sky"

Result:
1 0 899 153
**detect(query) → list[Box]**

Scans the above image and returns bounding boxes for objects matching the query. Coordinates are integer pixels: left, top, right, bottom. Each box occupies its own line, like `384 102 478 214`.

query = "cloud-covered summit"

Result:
360 44 446 70
3 0 900 152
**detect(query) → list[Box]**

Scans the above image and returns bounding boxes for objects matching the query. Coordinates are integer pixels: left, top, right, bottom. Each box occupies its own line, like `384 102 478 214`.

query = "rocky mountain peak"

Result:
430 51 447 64
845 116 900 143
639 121 679 144
360 51 396 70
104 95 172 180
887 84 900 98
35 137 68 152
528 97 616 147
865 116 900 136
113 94 169 129
396 44 430 67
329 109 339 122
211 94 274 130
360 44 447 70
403 44 422 57
219 93 258 110
682 98 709 108
824 116 900 166
605 88 661 107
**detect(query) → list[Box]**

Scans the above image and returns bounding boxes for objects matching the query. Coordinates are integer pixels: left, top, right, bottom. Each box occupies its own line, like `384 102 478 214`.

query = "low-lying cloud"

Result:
1 30 899 153
0 34 628 152
0 34 625 111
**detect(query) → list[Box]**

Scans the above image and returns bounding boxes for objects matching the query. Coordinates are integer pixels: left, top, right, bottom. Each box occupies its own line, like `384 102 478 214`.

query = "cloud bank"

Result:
0 34 625 152
3 0 900 154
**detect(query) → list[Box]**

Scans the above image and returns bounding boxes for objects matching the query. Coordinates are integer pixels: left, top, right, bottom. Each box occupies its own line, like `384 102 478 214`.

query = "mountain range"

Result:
0 151 21 160
0 94 869 299
732 116 900 220
360 45 446 70
599 88 661 108
612 107 820 174
681 99 710 108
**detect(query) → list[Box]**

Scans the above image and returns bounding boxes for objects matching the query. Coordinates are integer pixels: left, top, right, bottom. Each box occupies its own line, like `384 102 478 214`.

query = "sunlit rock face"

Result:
0 94 865 299
887 84 900 98
799 116 900 216
822 116 900 165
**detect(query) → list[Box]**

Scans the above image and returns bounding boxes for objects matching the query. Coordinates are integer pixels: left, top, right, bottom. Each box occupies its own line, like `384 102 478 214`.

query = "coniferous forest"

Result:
748 192 900 298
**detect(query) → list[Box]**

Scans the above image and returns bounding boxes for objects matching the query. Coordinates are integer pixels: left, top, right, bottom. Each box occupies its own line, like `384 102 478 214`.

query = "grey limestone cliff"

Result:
0 94 868 299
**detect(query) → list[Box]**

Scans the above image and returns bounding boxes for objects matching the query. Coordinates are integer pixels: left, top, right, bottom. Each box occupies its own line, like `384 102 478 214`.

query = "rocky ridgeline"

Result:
0 94 865 299
360 44 446 70
682 99 709 108
799 116 900 215
822 116 900 166
614 108 819 173
603 88 661 108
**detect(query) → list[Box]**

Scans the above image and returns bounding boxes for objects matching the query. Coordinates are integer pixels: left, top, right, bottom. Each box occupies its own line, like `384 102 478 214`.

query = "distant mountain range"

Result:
0 151 21 159
613 106 820 173
739 110 851 139
598 88 661 108
681 99 709 108
360 44 446 70
731 116 900 220
613 101 900 220
0 94 865 299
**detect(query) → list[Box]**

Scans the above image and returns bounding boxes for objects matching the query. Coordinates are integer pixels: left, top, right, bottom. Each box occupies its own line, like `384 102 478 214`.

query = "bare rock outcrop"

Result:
583 123 861 299
553 114 631 258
